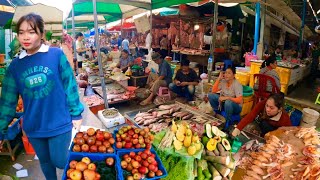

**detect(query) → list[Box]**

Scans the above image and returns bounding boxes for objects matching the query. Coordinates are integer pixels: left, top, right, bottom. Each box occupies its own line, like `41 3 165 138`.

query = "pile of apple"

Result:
72 128 115 153
66 156 114 180
115 126 154 149
120 150 164 180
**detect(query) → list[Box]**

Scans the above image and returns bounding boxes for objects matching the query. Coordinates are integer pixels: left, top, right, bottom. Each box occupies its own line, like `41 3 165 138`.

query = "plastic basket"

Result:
240 100 254 116
62 153 121 180
245 53 258 67
117 149 168 180
243 86 253 97
249 62 262 74
289 109 303 126
276 67 291 84
0 117 22 140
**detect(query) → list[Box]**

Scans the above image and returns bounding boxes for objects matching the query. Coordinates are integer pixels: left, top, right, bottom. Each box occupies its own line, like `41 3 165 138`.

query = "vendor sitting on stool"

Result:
231 93 291 137
117 49 133 72
207 67 243 124
140 52 173 105
169 59 199 101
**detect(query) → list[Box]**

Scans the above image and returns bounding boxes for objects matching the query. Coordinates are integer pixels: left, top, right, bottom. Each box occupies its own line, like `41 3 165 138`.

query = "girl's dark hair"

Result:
261 55 277 68
122 49 129 54
268 93 285 109
75 32 83 39
16 13 45 35
226 66 236 74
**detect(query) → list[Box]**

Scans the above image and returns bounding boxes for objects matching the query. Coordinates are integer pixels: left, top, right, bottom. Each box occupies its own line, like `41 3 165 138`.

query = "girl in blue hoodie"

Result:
0 13 84 180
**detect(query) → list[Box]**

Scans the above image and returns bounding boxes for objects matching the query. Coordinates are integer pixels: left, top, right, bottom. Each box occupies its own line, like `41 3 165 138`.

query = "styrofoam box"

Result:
98 110 125 128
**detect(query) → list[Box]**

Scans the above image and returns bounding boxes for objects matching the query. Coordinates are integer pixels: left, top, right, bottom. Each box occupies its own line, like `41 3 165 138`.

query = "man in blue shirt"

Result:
117 36 122 48
140 52 173 105
122 37 130 52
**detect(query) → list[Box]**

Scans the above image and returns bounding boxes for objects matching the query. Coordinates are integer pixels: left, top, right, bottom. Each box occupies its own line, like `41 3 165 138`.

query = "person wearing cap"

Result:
169 59 199 101
140 52 173 105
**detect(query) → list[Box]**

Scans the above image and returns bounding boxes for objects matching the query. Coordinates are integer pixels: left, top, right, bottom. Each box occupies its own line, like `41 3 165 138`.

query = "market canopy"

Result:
12 3 63 32
69 0 202 22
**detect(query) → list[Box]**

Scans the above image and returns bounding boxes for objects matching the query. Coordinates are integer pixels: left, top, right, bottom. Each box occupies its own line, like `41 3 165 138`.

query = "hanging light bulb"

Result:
194 24 200 30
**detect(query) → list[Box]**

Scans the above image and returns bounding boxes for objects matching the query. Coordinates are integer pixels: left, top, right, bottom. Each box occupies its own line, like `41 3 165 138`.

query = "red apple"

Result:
83 169 96 180
124 142 133 149
148 164 156 172
103 141 111 148
128 130 134 136
75 132 84 138
126 163 133 172
98 145 107 153
95 140 102 146
69 160 78 169
81 144 89 152
103 131 111 139
96 132 104 141
121 160 128 169
87 163 96 171
140 143 146 148
73 144 81 152
139 130 146 136
142 160 149 167
121 134 127 140
67 169 74 178
131 160 140 169
146 143 151 150
87 137 96 145
133 173 141 180
125 156 131 163
133 134 138 139
81 157 91 165
138 166 148 174
70 169 82 180
141 153 147 160
138 138 144 144
106 157 114 166
135 144 141 149
116 137 122 142
83 133 89 142
131 168 138 174
108 137 115 144
129 152 136 158
134 129 140 134
123 154 129 159
76 162 88 171
126 176 134 180
116 142 123 149
87 128 96 136
106 147 114 153
95 172 101 180
147 157 155 164
132 139 138 145
148 171 155 178
76 137 85 146
90 145 98 153
135 155 142 162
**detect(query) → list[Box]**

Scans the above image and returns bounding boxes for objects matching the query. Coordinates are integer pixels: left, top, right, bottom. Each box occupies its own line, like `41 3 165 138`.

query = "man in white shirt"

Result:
75 33 87 72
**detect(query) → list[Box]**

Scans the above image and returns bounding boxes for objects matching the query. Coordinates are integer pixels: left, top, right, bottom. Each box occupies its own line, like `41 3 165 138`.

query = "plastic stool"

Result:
315 93 320 105
223 60 233 71
221 111 241 130
214 110 241 130
157 87 171 100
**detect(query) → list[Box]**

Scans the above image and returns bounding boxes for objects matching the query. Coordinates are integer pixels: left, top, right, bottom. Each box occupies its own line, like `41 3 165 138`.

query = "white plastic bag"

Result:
198 101 213 114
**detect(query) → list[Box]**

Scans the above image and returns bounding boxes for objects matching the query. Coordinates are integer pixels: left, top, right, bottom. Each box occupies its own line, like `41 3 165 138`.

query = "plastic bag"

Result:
84 84 95 96
198 101 213 114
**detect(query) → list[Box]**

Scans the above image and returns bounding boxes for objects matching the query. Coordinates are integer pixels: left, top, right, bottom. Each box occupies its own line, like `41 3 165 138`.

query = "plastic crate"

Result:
0 116 22 140
117 149 168 180
114 130 153 151
249 62 262 74
280 83 288 95
240 99 254 116
62 153 121 180
276 67 291 85
235 72 250 86
249 73 255 88
290 109 303 126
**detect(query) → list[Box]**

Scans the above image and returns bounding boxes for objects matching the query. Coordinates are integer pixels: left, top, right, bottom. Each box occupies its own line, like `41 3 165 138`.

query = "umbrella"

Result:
12 3 63 34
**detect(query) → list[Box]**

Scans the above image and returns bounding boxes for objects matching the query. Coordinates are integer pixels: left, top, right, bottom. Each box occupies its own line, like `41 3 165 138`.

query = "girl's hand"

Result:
72 119 83 131
218 72 224 80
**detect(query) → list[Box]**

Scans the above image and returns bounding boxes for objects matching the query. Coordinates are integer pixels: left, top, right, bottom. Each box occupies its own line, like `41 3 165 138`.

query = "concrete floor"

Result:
1 77 320 179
